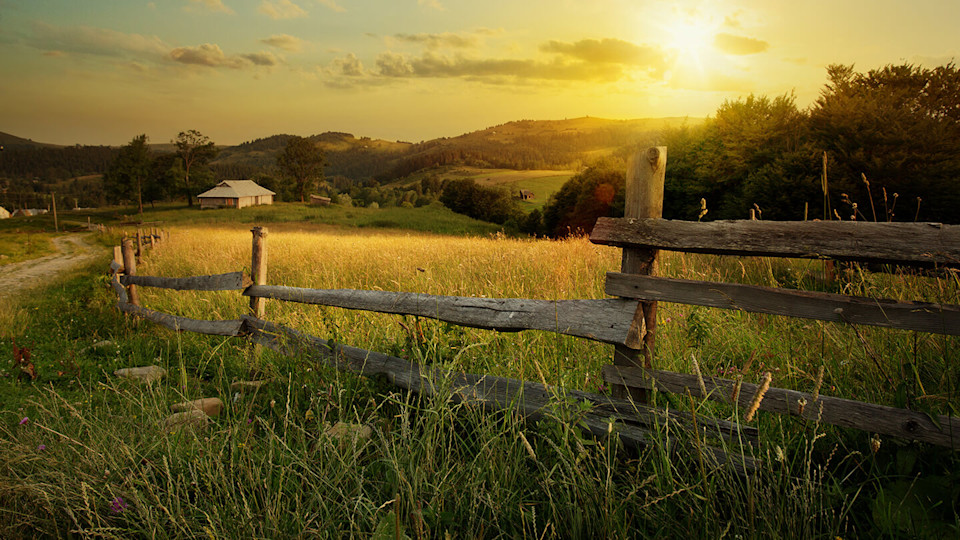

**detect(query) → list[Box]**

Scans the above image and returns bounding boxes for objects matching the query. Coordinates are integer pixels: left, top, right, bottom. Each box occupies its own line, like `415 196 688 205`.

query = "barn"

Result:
197 180 275 209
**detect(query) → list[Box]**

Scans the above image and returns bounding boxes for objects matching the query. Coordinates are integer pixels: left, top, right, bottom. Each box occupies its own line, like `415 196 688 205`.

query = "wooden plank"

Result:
240 315 757 474
613 146 667 403
606 273 960 336
243 285 638 345
117 302 244 336
110 273 128 304
591 219 960 267
250 227 267 318
122 272 251 291
602 365 960 450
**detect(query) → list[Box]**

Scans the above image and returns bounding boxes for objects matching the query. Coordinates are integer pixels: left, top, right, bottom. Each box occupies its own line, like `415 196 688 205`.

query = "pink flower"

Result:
37 444 46 451
18 417 28 425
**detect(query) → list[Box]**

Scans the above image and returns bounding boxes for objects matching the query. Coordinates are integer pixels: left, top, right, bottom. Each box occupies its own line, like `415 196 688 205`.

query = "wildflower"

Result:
109 497 128 514
37 444 46 451
18 417 28 425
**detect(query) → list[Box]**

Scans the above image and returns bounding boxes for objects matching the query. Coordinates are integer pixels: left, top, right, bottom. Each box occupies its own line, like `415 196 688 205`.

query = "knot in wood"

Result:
646 147 660 165
903 419 919 433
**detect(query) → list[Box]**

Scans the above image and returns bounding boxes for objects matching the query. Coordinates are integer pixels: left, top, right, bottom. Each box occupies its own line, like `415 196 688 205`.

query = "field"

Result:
0 218 958 537
397 167 576 212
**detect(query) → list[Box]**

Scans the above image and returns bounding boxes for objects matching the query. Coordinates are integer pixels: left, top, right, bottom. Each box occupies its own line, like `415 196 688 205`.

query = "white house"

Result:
0 206 10 219
197 180 275 209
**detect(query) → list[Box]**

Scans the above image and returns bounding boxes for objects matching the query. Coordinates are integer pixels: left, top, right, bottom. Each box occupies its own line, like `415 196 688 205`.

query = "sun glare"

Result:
665 18 715 72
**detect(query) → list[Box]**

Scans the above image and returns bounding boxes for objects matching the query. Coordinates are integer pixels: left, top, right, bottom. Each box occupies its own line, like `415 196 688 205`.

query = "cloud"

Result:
332 53 364 76
375 51 625 82
541 38 668 70
260 34 304 52
169 43 280 68
258 0 307 19
28 22 169 58
418 0 444 10
184 0 235 14
316 0 345 12
392 32 480 50
714 33 769 55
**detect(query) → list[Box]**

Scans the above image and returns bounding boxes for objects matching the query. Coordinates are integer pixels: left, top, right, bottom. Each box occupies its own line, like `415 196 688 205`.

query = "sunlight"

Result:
665 17 715 73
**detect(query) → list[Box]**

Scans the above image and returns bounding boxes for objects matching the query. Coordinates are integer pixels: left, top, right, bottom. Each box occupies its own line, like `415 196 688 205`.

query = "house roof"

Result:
197 180 275 199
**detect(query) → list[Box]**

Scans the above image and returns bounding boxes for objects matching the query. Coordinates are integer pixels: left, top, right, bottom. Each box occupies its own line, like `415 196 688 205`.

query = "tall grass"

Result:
0 225 957 537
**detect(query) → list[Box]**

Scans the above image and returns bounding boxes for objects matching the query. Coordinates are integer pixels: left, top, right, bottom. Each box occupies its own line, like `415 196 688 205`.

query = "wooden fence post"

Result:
113 246 123 271
612 146 666 401
121 237 140 306
250 227 268 318
136 229 143 261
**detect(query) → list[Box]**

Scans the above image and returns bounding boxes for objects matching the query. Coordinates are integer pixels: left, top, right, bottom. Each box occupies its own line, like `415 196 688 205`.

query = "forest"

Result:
537 62 960 236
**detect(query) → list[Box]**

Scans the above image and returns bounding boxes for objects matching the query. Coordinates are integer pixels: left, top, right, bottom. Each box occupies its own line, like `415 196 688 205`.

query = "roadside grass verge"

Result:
0 228 957 537
0 232 57 266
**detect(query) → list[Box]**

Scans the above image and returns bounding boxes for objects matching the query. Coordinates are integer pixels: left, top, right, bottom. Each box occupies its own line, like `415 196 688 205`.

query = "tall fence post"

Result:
121 237 140 306
611 146 666 401
250 226 268 318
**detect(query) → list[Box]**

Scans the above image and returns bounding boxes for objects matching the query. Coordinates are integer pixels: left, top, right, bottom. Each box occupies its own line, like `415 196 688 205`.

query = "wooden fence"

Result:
105 147 960 461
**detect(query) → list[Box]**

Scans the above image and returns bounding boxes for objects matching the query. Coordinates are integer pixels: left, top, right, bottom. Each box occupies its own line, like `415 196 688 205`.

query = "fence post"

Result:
121 237 140 306
113 245 123 271
250 226 268 318
612 146 666 401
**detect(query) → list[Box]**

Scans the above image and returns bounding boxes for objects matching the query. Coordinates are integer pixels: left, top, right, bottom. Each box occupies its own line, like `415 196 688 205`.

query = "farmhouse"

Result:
518 189 535 201
0 206 9 219
197 180 275 209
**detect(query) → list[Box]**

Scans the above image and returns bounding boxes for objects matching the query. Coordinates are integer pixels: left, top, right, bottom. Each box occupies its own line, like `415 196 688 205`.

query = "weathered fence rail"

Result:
107 146 960 456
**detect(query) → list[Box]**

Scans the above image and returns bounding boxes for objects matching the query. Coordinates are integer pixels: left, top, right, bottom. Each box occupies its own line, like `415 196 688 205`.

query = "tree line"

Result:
529 62 960 237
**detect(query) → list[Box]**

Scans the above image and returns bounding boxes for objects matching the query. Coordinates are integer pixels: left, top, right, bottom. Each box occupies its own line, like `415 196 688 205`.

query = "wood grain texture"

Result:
243 285 638 345
116 302 244 336
605 273 960 336
121 272 251 291
591 219 960 267
602 365 960 449
240 315 758 473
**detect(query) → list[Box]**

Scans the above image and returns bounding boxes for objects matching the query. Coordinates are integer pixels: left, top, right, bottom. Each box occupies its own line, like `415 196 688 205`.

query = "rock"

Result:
163 409 208 432
325 421 373 442
171 397 223 417
114 365 166 383
230 380 267 393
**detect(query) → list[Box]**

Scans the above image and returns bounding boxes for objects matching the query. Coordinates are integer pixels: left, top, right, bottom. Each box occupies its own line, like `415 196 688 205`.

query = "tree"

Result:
541 159 625 237
174 130 218 207
277 136 326 202
809 63 960 222
104 134 152 217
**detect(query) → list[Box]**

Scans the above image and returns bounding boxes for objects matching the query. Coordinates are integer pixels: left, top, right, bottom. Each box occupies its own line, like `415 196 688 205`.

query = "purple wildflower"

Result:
109 497 128 514
18 417 28 425
37 444 46 451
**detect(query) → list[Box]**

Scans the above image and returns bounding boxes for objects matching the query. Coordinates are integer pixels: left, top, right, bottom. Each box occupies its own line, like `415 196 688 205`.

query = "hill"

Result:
0 131 60 150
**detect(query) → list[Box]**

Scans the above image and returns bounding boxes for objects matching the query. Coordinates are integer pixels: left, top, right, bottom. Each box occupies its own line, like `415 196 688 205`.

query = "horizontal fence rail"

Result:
243 285 639 346
602 365 960 450
605 273 960 336
121 271 251 291
591 218 960 267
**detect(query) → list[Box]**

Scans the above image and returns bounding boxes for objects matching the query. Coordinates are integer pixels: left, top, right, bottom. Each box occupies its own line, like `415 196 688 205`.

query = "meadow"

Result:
0 219 958 538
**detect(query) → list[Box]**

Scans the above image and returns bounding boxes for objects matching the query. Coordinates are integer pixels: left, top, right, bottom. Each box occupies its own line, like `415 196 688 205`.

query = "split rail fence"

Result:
106 147 960 469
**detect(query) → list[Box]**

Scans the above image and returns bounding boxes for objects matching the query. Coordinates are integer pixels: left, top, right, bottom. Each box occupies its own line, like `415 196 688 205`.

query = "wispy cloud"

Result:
184 0 235 14
375 51 626 82
260 34 305 52
316 0 345 13
169 43 280 68
540 38 669 72
392 32 481 50
28 22 168 58
714 33 769 55
258 0 307 19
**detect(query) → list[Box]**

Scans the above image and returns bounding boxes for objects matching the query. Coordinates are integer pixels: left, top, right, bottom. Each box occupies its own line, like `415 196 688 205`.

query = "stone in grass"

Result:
230 380 267 393
163 409 209 432
325 421 373 442
114 365 166 383
171 397 223 417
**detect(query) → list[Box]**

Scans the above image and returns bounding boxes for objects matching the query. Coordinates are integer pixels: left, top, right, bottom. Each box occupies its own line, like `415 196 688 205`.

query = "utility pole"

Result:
52 192 59 233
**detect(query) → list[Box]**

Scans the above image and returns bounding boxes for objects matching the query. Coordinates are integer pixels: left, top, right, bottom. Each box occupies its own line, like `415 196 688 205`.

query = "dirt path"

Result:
0 234 103 299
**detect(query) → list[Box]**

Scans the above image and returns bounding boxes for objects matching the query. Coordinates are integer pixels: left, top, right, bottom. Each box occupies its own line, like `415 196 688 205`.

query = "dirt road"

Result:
0 234 103 298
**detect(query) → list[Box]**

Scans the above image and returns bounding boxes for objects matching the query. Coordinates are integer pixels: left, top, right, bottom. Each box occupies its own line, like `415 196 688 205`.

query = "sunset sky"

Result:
1 0 958 146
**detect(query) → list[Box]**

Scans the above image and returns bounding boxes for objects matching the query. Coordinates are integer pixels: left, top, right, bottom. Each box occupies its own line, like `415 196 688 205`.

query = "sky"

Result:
1 0 958 146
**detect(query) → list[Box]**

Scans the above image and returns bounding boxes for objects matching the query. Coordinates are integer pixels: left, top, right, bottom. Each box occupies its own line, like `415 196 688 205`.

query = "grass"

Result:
0 232 57 265
0 222 958 537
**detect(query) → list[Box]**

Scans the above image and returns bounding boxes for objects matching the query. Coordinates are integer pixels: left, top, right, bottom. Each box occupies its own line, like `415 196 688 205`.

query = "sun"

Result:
664 17 716 72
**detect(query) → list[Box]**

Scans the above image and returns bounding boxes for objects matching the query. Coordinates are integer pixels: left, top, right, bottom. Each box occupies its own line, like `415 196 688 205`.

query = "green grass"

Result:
0 232 57 265
0 223 957 537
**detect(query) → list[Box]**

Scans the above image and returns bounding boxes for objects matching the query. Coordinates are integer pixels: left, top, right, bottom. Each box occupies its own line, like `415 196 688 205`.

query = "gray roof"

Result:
197 180 275 199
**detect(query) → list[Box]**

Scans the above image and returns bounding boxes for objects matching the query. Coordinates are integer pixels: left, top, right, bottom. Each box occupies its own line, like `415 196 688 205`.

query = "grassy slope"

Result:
0 212 957 537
